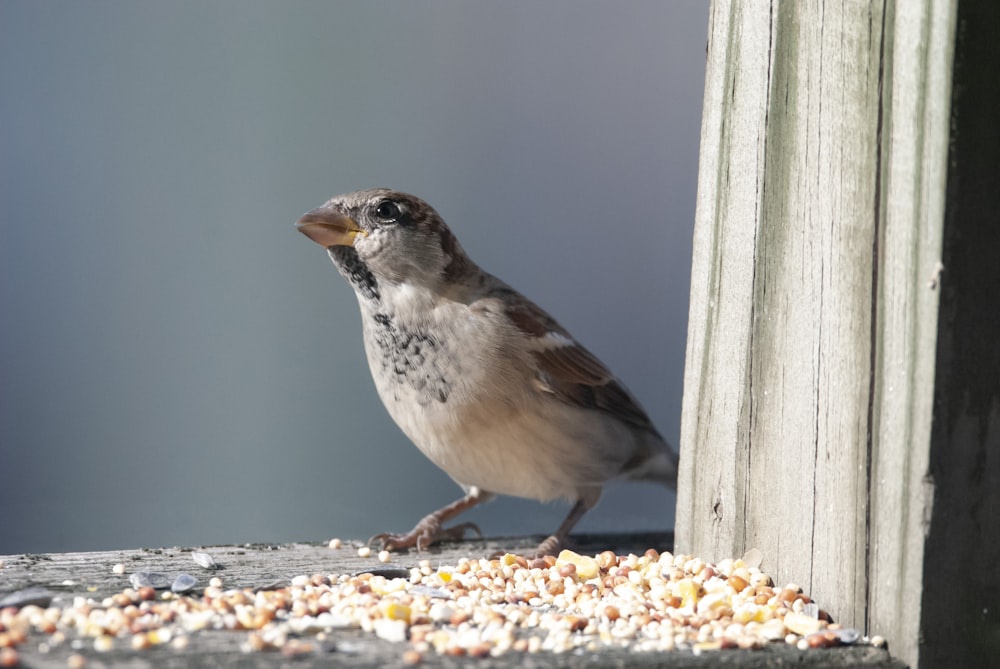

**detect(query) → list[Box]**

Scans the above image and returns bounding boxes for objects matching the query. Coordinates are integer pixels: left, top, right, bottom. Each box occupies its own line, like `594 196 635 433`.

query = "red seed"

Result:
0 647 20 668
468 643 492 658
596 551 617 571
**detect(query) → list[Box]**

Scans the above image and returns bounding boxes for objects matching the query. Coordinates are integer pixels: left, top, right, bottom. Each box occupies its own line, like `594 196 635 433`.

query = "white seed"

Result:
191 552 217 569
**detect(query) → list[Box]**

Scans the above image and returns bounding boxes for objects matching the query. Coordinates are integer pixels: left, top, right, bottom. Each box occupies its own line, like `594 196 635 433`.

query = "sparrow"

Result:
296 188 678 556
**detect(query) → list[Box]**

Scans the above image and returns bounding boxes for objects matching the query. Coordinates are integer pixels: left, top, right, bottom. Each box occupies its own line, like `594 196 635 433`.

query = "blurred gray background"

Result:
0 2 707 554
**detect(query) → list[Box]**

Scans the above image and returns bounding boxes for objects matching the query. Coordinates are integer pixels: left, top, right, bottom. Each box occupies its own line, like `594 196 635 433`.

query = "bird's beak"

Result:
296 208 368 248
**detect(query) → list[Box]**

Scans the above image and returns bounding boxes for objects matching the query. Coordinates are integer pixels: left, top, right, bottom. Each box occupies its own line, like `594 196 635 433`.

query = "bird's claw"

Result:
369 520 482 552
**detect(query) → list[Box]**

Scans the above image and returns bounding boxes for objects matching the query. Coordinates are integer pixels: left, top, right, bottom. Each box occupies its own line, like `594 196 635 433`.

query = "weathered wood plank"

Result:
0 535 905 668
1 534 674 603
866 2 956 666
677 0 886 621
676 2 958 667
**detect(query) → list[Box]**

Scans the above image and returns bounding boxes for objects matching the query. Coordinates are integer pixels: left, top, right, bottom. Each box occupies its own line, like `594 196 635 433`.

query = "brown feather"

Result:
502 297 656 433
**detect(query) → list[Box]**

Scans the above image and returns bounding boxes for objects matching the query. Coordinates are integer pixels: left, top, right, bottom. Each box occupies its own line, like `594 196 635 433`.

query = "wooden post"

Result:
673 1 1000 666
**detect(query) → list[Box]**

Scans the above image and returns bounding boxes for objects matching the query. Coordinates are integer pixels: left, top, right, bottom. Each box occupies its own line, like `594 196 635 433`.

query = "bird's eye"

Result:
374 200 401 221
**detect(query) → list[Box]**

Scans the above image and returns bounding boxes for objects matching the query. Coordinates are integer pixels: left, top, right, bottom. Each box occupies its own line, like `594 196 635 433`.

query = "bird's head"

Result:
297 189 472 292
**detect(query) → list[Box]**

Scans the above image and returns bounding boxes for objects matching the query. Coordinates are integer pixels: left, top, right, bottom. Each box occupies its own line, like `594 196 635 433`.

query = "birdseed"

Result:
0 548 882 662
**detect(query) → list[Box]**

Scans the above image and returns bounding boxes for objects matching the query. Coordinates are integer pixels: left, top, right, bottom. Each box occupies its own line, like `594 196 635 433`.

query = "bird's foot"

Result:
370 517 481 552
532 534 563 558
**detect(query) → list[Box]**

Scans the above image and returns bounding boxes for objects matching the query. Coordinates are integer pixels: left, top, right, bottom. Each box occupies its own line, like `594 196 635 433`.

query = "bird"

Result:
296 188 678 556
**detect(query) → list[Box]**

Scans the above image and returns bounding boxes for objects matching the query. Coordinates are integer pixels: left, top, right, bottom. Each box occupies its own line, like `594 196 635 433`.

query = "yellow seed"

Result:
676 578 699 608
783 611 822 636
148 628 172 645
380 601 412 623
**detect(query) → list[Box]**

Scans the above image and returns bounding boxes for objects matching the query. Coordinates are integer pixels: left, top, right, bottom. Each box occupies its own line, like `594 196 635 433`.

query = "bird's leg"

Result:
371 489 493 552
533 490 600 557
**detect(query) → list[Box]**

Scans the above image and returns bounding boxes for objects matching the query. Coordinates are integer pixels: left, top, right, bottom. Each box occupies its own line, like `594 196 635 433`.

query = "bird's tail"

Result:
625 439 679 489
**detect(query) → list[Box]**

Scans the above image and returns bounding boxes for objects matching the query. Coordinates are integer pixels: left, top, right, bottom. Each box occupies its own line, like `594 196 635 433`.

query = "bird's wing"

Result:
503 300 657 433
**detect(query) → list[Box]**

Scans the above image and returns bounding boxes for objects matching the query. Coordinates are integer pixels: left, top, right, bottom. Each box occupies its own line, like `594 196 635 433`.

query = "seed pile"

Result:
0 547 883 665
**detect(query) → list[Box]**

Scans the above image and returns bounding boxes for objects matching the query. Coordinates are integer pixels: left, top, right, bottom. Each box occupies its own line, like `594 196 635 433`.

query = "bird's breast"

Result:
363 311 454 406
359 300 529 426
355 302 655 501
